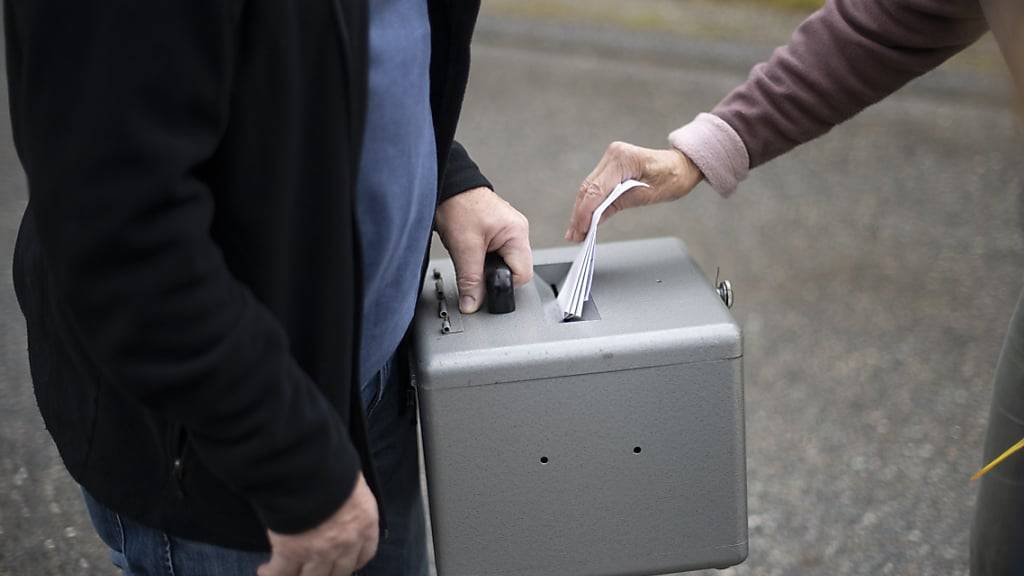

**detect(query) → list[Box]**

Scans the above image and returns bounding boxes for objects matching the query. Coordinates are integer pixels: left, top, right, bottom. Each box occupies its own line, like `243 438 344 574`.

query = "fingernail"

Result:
460 295 476 313
564 229 572 241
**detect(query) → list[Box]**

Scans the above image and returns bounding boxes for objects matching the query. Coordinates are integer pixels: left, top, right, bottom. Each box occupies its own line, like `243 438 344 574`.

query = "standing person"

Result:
564 1 1022 573
5 1 531 575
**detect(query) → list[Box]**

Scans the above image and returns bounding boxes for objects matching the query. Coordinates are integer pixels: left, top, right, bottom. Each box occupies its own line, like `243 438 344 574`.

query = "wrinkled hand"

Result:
565 141 703 243
435 187 533 313
259 473 379 576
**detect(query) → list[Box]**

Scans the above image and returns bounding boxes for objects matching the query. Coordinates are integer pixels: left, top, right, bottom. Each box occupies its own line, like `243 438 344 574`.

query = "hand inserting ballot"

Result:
565 142 703 243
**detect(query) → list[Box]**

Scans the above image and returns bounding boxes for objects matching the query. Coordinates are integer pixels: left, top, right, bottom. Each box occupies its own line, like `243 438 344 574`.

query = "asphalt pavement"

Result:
2 7 1022 576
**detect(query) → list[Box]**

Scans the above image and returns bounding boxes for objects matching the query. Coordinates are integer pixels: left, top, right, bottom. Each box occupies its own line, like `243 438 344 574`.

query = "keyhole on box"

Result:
633 446 642 454
540 456 549 465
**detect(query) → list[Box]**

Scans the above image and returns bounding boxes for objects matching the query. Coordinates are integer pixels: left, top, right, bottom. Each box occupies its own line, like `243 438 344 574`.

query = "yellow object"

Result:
972 437 1024 481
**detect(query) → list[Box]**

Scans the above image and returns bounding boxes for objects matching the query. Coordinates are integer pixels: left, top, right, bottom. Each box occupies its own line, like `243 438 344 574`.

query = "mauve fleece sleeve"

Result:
670 0 989 196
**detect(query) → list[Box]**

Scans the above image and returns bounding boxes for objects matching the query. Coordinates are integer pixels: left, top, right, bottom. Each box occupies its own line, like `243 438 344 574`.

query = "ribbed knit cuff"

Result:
668 113 749 197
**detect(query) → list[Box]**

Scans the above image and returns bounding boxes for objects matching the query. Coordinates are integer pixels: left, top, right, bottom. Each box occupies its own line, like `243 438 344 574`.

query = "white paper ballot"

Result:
557 179 649 320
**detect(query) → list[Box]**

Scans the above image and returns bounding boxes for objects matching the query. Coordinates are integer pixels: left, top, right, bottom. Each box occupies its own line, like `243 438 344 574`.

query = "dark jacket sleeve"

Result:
712 0 989 169
438 140 493 204
6 0 359 534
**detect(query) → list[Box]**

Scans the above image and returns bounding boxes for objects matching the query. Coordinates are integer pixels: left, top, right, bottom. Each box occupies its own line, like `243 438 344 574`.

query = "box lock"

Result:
717 280 734 309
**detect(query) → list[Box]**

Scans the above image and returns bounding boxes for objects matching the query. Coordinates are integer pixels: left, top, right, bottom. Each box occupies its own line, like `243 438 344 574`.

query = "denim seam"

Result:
379 359 390 408
162 533 176 576
366 360 389 418
114 512 126 557
367 380 384 418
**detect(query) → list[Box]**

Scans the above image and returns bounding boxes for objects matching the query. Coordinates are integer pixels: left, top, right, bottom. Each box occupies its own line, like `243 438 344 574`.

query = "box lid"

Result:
412 237 741 389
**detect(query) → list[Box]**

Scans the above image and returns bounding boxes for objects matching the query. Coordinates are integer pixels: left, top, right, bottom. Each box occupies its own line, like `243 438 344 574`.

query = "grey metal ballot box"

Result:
411 237 747 576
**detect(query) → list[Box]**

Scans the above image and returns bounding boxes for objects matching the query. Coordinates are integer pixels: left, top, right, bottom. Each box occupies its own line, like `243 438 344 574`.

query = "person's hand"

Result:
259 473 379 576
435 187 533 314
565 142 703 243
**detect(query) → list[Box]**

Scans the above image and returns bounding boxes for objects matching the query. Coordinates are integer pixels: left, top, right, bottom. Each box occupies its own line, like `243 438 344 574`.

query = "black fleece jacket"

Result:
6 0 489 550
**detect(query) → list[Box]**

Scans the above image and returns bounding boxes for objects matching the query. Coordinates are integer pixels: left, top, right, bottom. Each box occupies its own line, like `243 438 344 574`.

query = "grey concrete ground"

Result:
2 5 1022 576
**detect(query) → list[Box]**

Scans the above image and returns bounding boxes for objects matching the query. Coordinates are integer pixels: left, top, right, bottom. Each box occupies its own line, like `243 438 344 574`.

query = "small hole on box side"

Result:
540 456 549 464
633 446 642 454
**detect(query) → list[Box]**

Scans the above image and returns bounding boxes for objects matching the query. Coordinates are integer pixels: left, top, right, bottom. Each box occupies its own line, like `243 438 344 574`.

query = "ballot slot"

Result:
533 262 601 322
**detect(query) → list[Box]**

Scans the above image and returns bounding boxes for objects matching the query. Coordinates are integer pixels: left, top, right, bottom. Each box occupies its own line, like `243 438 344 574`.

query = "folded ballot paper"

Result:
557 179 649 320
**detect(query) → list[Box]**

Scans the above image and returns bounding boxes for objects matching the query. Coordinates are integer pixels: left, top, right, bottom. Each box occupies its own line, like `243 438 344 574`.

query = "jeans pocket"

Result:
81 489 127 567
163 531 269 574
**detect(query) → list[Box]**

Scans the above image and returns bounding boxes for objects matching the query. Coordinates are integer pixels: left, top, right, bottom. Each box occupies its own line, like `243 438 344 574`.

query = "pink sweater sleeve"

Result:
670 0 988 196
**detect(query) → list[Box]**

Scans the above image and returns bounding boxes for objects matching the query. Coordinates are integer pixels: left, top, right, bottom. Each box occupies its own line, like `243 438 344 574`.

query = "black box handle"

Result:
484 253 515 314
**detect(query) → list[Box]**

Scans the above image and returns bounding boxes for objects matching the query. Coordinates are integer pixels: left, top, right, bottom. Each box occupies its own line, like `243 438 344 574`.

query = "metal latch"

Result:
432 269 464 334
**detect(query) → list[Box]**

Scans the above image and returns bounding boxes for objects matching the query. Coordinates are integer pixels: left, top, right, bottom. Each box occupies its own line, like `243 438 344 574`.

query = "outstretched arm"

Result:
674 0 988 195
567 0 988 239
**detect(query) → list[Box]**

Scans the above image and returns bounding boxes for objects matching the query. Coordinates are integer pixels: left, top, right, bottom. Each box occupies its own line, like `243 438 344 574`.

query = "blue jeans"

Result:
84 353 428 576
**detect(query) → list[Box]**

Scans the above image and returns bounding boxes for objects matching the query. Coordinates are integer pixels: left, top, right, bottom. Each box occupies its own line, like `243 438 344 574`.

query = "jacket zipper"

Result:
170 424 189 499
331 0 388 539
